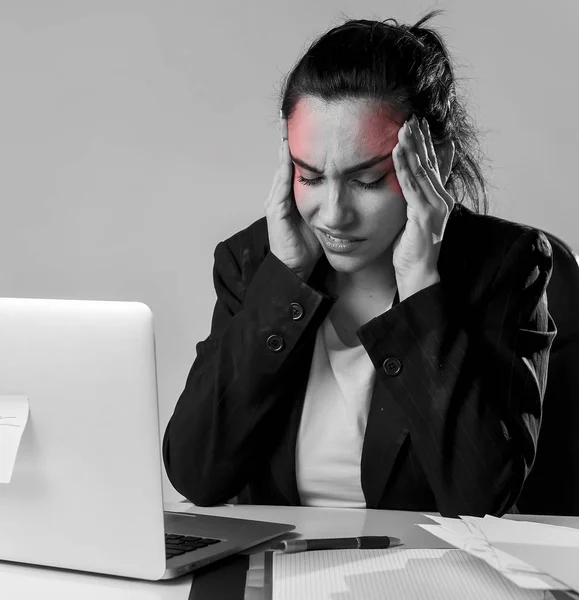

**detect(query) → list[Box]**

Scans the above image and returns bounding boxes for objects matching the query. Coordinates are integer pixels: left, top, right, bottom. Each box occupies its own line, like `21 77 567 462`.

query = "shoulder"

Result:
440 204 553 301
448 203 549 248
444 203 552 270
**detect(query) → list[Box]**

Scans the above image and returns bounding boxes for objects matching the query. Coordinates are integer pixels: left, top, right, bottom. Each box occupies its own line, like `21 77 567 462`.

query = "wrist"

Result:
397 268 440 302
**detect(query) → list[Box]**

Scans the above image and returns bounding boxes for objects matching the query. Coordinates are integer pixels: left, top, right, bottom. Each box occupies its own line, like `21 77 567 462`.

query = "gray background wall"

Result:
1 0 576 503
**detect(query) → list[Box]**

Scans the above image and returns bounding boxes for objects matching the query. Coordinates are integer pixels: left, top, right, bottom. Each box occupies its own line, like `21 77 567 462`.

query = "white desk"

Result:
1 502 578 599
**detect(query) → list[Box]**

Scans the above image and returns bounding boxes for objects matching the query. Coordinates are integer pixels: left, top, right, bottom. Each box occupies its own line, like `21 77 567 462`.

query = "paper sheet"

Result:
419 522 566 590
458 515 579 594
463 515 579 546
0 395 29 483
491 544 579 595
272 548 554 600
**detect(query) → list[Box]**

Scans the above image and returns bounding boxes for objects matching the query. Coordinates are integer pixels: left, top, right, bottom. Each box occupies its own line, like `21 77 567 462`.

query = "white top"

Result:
296 311 382 508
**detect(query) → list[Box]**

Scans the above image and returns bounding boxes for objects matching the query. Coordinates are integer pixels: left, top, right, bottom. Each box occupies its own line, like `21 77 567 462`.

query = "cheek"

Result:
372 195 408 238
386 170 403 197
292 179 311 216
292 178 304 205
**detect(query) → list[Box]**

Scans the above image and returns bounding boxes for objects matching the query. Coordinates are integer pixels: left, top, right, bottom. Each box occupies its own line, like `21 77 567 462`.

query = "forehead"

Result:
288 97 405 151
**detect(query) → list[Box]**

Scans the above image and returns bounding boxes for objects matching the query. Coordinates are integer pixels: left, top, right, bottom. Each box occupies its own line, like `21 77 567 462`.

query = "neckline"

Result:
324 314 362 349
323 293 396 349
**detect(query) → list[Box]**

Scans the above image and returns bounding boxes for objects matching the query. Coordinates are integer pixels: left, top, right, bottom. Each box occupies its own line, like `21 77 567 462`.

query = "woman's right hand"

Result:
264 112 323 281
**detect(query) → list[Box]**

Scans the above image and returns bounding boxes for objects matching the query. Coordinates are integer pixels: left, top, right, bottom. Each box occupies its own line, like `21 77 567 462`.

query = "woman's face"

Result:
288 97 409 274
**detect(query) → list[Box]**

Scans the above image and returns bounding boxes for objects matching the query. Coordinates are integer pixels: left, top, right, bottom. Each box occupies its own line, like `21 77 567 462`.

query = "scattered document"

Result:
458 515 579 594
271 548 553 600
418 514 579 592
0 395 29 483
462 515 579 546
491 544 579 595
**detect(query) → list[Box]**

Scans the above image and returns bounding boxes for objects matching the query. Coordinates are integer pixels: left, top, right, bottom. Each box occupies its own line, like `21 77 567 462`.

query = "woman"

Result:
163 11 556 518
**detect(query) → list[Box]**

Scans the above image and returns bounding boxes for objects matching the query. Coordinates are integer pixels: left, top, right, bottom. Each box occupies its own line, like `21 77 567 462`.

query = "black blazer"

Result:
163 203 557 518
517 231 579 515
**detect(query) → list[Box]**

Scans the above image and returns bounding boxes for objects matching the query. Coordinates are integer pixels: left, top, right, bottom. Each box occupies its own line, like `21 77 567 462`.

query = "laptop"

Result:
0 297 294 580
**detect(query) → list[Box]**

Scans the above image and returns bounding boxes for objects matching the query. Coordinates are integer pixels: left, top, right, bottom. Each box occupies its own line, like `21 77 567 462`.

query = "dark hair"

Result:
279 9 489 214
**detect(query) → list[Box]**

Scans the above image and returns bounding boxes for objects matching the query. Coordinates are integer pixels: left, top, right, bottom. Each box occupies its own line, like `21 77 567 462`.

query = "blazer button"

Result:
266 334 285 352
383 357 402 376
290 302 304 320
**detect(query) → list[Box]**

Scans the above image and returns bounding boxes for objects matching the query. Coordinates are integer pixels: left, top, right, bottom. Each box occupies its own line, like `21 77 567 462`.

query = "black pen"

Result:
271 535 402 553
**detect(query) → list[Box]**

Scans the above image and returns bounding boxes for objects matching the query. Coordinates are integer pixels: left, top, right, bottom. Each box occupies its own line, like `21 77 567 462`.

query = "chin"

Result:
324 252 366 270
324 242 391 271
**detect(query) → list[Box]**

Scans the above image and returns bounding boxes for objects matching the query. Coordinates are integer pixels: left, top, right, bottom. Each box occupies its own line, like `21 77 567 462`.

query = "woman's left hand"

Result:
392 114 455 301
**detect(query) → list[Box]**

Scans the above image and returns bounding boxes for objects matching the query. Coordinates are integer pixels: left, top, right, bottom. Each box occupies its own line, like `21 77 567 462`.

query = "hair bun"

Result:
409 25 443 54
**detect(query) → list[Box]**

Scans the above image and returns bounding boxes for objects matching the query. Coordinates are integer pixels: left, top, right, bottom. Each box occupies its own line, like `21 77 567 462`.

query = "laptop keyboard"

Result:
165 533 221 560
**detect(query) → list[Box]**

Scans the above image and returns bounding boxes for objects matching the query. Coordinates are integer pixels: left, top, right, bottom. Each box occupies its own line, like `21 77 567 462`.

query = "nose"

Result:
318 185 355 230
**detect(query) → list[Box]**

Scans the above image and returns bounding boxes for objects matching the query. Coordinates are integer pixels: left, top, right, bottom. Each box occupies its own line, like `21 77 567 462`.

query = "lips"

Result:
318 229 364 242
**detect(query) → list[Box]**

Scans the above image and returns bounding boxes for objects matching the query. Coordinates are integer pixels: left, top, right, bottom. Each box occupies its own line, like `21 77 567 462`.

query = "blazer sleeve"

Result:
357 228 557 517
162 242 333 506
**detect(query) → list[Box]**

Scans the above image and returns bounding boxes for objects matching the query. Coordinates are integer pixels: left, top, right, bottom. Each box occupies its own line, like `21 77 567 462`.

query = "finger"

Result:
406 117 445 197
399 120 446 209
420 119 454 210
279 118 292 180
267 117 292 210
419 118 440 178
278 115 286 160
280 113 288 143
392 141 429 212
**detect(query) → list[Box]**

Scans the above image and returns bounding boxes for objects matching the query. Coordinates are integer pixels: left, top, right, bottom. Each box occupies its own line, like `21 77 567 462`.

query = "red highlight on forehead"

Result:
356 104 406 196
354 103 407 155
289 99 407 196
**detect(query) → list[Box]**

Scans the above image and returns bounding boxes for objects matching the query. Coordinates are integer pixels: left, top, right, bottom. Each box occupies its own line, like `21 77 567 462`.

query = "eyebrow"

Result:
290 152 393 175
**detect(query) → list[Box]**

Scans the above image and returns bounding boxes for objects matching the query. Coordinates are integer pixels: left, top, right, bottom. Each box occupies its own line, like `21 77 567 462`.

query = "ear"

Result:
435 138 455 187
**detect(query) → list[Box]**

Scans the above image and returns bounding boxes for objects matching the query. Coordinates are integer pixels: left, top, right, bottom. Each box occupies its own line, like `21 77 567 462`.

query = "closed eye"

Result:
297 175 387 190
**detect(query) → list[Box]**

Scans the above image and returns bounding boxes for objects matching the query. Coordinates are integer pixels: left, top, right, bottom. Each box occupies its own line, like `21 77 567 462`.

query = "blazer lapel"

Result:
267 204 467 508
359 286 410 507
361 375 410 508
360 203 467 508
268 253 337 506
